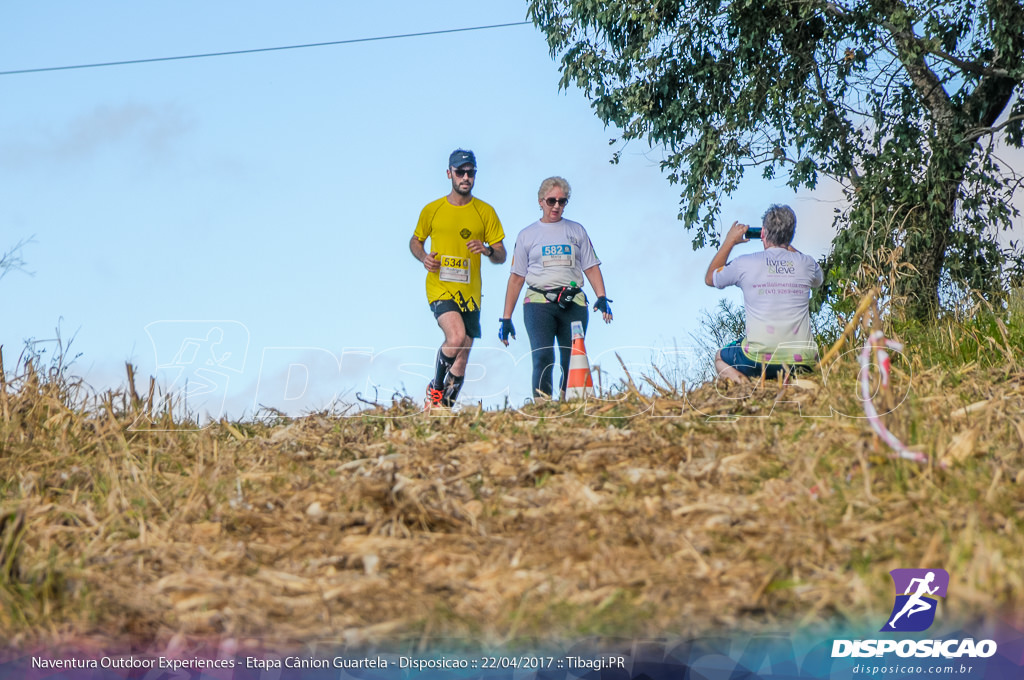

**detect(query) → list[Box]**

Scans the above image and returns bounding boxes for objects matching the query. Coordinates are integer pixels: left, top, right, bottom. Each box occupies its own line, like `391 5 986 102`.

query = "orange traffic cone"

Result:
564 321 594 400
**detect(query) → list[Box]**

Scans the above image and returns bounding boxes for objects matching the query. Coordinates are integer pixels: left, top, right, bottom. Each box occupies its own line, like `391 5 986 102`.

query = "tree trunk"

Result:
894 132 974 321
896 210 947 320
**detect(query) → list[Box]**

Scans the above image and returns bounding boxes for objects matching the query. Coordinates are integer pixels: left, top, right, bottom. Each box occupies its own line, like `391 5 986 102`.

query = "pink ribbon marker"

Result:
858 330 929 464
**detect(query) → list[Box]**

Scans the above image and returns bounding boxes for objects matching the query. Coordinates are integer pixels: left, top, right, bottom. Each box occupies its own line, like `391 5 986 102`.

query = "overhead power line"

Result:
0 21 531 77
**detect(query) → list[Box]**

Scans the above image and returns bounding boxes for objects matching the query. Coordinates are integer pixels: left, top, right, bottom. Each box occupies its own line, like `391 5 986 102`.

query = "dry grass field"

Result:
1 313 1023 659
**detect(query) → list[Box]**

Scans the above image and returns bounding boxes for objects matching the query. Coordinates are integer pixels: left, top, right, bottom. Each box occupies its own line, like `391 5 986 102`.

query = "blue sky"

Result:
0 1 931 419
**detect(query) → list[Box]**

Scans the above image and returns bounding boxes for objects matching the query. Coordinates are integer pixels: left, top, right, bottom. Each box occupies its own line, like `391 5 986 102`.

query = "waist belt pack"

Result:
530 285 584 309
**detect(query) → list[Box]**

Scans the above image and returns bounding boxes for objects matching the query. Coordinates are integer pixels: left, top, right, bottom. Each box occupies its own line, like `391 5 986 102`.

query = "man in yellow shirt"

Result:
410 149 506 407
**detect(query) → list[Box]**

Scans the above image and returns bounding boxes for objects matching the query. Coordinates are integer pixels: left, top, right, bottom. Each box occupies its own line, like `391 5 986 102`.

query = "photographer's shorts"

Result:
719 339 810 380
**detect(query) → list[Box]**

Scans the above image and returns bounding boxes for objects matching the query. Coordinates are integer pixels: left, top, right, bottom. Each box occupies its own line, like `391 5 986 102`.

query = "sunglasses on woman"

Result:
544 197 568 206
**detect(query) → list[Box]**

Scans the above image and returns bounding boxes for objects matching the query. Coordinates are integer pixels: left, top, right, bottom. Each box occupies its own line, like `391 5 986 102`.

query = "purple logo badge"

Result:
881 569 949 632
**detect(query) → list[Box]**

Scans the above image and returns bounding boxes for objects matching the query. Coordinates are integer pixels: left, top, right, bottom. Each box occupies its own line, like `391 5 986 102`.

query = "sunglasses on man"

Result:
453 168 477 178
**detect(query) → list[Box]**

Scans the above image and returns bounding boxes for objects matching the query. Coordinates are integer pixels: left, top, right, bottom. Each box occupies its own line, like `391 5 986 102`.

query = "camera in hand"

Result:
744 226 762 240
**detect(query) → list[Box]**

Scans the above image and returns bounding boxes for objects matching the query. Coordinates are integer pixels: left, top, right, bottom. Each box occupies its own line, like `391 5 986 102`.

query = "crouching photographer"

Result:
704 204 823 384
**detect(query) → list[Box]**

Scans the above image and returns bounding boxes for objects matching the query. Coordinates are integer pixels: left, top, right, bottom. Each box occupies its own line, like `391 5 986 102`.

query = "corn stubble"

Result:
0 330 1022 658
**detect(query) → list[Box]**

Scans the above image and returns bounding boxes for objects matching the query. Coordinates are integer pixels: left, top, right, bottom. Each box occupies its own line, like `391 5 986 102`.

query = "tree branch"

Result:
0 236 34 282
886 20 956 129
963 114 1024 142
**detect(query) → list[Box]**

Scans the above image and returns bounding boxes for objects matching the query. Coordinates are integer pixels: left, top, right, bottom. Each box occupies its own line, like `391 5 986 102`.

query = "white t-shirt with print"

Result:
510 219 601 304
712 247 824 364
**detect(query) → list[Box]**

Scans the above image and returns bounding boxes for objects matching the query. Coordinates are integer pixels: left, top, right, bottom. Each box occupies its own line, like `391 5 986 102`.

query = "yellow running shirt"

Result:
414 196 504 311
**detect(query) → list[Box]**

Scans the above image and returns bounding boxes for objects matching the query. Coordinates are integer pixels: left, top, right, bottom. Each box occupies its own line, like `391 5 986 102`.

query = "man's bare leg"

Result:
435 311 474 405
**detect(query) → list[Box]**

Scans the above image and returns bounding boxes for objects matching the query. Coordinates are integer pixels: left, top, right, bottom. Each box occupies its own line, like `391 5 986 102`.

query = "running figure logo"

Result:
881 568 949 632
141 320 249 429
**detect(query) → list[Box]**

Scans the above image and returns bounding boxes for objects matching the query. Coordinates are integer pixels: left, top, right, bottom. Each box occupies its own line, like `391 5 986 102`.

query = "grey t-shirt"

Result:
712 247 824 364
510 219 601 304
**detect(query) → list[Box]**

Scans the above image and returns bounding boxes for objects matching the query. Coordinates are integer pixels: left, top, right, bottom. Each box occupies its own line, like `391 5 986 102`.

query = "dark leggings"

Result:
523 301 589 399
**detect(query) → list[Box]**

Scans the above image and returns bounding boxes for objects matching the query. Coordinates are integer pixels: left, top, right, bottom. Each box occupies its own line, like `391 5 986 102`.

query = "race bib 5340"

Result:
439 255 470 283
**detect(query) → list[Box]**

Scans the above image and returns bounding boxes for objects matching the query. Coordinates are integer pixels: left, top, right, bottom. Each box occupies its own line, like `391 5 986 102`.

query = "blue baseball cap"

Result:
448 149 476 168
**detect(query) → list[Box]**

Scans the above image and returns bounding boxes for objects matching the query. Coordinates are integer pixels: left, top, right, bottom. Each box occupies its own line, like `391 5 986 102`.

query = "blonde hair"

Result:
537 176 571 202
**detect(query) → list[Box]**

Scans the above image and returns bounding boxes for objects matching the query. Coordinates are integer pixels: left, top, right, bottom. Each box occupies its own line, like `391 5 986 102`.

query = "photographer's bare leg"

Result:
715 350 748 384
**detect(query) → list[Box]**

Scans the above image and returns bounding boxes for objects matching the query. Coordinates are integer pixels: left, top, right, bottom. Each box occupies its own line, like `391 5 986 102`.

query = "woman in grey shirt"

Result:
499 176 613 399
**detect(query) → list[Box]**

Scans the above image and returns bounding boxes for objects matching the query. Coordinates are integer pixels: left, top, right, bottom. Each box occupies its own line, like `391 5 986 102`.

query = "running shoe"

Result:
425 381 444 409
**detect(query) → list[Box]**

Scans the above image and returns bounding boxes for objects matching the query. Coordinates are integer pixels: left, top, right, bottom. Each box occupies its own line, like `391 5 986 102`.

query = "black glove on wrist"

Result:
593 296 613 315
498 318 516 342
